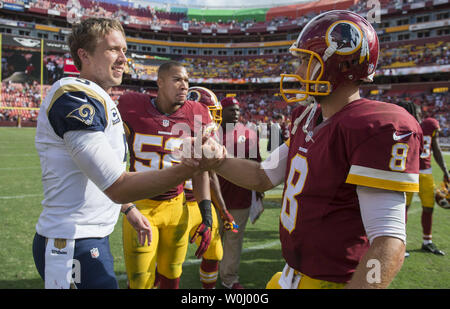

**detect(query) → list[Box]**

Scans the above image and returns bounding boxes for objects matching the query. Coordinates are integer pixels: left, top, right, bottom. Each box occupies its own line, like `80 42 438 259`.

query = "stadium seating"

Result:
0 0 448 135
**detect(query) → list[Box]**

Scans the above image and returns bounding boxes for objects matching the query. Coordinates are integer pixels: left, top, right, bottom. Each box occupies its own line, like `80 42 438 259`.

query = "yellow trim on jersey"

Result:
346 165 419 192
285 138 290 147
346 174 419 192
47 83 108 122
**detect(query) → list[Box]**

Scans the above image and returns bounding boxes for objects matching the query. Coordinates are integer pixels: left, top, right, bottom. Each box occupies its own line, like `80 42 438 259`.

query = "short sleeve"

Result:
345 129 421 192
48 91 107 138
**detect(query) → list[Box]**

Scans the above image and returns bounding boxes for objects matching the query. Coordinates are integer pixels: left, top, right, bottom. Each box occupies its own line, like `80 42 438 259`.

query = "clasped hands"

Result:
174 134 227 171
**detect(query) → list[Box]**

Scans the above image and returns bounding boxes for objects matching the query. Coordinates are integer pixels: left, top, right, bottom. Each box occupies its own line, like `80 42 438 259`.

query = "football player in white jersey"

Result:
33 18 206 289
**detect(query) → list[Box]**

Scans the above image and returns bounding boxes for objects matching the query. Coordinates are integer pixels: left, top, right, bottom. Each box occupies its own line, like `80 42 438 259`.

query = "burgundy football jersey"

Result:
419 117 440 171
280 98 422 283
217 122 261 210
118 91 212 200
184 131 220 203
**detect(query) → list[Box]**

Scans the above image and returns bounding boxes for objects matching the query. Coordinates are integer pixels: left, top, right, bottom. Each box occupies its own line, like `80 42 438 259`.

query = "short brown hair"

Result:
68 18 125 71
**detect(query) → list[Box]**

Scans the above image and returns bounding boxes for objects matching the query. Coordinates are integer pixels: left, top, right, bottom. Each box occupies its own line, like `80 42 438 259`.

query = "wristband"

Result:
198 200 213 227
124 204 136 215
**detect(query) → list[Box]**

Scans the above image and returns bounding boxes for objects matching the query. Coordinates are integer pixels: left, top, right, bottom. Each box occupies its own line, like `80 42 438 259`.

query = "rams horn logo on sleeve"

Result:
66 104 96 125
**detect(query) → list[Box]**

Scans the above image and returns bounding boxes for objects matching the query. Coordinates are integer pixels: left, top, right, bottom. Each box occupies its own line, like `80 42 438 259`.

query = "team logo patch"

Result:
111 107 120 125
66 104 95 126
54 238 67 250
162 119 170 127
90 247 100 259
325 20 363 55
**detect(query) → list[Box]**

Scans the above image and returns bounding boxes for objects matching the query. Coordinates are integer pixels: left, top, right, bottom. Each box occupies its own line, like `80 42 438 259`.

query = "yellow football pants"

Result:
406 173 435 208
123 193 189 289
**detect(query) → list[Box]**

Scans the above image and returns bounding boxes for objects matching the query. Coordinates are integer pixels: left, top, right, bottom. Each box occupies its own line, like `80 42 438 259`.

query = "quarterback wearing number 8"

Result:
271 10 422 288
192 10 423 288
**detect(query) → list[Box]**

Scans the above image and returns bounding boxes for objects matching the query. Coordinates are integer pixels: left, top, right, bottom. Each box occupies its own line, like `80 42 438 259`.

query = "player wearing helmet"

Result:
395 101 449 256
183 86 236 289
187 86 222 127
183 10 423 288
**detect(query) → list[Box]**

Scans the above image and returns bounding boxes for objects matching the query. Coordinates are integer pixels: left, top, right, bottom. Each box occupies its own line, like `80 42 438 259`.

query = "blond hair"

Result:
68 18 125 70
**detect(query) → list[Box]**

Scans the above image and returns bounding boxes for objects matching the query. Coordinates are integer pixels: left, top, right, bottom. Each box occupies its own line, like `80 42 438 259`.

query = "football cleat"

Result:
435 182 450 209
187 86 222 126
421 243 445 256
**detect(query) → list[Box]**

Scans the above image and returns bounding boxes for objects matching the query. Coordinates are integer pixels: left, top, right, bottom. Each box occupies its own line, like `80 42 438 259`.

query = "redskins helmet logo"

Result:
326 21 363 56
187 90 201 102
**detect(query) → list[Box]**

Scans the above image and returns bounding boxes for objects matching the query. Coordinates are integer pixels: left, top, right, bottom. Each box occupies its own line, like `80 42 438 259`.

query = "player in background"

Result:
216 96 263 289
33 18 202 289
396 101 449 256
182 10 423 289
183 86 237 289
118 62 213 289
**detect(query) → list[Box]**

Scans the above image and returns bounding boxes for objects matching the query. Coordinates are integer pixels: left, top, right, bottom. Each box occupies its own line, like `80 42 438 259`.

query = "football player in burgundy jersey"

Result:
118 62 214 289
184 10 423 288
396 102 449 255
184 86 236 289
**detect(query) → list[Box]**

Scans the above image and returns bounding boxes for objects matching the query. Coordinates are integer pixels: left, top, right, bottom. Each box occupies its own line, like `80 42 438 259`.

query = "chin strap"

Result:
291 97 318 143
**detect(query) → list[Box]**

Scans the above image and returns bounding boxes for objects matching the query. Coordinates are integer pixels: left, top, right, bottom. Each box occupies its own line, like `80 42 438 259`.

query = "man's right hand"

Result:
177 136 227 170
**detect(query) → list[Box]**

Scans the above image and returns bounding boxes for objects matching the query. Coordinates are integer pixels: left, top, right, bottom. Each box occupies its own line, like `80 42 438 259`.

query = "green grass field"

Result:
0 127 449 289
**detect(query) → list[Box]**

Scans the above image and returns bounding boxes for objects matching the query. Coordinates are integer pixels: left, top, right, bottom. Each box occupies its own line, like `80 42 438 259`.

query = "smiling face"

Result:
79 29 127 91
156 65 189 114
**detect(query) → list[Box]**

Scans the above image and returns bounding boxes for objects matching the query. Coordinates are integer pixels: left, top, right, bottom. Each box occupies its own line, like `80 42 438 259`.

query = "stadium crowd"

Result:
1 80 448 138
1 0 448 136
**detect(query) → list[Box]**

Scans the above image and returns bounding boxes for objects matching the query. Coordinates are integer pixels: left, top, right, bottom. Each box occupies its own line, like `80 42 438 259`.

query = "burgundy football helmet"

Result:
280 10 379 104
187 86 222 126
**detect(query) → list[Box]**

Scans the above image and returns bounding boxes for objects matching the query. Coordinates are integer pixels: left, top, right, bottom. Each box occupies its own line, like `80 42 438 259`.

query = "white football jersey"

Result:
35 77 126 239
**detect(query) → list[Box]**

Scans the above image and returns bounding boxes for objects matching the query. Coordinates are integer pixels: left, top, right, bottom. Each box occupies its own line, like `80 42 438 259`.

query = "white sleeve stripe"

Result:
349 165 418 183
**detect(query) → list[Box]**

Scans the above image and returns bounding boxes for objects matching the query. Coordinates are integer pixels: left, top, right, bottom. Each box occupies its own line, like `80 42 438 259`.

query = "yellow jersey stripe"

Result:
346 165 419 192
285 138 290 147
346 174 419 192
348 165 419 183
